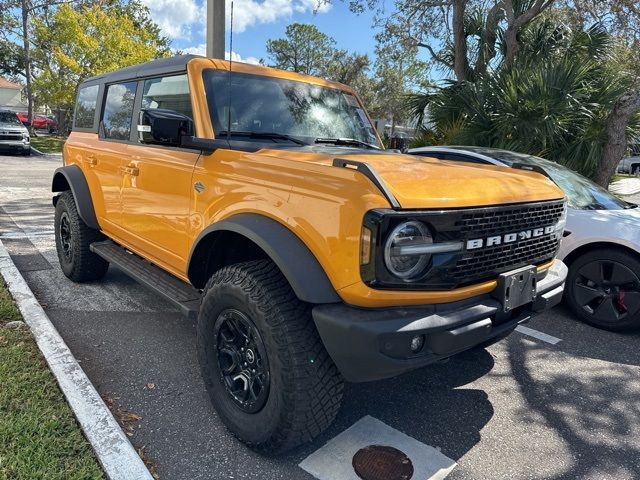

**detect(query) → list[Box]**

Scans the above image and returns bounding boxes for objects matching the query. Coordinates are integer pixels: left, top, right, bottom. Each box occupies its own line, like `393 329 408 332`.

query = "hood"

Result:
257 148 565 209
0 121 27 132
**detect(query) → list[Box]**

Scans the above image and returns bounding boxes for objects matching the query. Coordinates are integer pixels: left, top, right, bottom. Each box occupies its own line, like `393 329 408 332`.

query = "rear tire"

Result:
54 191 109 282
565 248 640 331
197 259 343 453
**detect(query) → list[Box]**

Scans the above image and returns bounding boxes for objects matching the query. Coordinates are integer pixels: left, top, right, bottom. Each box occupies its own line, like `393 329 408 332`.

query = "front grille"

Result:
447 200 565 285
455 201 565 237
0 134 22 141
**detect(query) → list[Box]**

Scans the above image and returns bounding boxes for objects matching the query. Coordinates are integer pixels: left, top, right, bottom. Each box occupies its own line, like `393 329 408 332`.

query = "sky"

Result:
140 0 379 65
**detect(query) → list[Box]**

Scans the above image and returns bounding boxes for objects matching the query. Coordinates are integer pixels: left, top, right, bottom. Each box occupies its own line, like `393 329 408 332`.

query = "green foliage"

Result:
409 23 640 178
0 278 103 479
266 23 380 112
266 23 336 76
266 22 429 125
30 1 170 122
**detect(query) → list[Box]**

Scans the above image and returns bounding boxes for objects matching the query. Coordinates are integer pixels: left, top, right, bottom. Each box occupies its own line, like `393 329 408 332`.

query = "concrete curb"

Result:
0 240 154 480
29 146 46 156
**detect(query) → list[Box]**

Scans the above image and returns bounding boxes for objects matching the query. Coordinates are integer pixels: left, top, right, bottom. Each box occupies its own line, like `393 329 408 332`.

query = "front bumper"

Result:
0 138 30 152
313 260 567 382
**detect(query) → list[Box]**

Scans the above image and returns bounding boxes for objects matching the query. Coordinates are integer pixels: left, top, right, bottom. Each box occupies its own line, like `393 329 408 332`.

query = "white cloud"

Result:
143 0 332 40
181 43 261 65
226 0 331 33
141 0 200 39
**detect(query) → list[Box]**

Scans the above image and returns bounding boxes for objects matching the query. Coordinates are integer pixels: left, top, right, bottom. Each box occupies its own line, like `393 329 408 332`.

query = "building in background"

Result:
0 77 27 112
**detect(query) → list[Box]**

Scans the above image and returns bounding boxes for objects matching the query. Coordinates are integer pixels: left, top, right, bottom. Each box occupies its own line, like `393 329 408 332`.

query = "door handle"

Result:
120 165 139 176
85 155 97 166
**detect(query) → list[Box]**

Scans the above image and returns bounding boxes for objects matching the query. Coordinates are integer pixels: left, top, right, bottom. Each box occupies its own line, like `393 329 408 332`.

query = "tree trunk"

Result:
21 0 34 127
452 0 468 81
596 89 640 187
503 27 519 69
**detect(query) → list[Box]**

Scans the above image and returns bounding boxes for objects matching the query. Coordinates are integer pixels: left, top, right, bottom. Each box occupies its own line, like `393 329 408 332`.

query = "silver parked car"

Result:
409 146 640 332
617 156 640 175
0 110 30 155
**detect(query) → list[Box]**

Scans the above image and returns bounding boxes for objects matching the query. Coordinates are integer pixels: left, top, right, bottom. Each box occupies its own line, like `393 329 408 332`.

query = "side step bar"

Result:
90 240 201 320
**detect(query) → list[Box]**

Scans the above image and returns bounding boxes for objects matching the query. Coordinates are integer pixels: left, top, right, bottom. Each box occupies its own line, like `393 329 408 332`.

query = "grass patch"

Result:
30 136 66 154
0 277 104 480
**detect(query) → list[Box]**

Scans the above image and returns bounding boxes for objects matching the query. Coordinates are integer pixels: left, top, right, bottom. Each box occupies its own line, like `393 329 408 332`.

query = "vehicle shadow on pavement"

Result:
535 304 640 368
508 339 640 479
302 348 496 462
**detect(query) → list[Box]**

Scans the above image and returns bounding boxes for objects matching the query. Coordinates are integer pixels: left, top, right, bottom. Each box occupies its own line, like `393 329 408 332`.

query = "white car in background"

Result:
409 146 640 332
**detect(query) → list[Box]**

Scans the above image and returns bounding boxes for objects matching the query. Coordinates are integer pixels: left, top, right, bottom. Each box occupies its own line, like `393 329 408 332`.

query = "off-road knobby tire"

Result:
197 260 344 453
565 248 640 332
54 190 109 282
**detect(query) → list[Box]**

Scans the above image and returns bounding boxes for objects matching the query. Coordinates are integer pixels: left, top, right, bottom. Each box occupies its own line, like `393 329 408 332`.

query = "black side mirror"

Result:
137 109 194 147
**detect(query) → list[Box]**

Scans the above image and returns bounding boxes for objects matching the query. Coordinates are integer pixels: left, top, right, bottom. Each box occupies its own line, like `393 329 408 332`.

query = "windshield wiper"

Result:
219 131 307 146
314 137 381 150
624 202 638 209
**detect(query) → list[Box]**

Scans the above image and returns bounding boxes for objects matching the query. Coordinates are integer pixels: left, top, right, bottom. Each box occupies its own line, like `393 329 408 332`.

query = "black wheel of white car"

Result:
197 259 343 453
566 249 640 331
54 191 109 282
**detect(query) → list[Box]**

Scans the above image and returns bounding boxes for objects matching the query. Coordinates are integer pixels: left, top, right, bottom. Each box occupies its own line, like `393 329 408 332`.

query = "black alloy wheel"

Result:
59 211 73 262
567 249 640 331
214 308 270 413
54 190 109 282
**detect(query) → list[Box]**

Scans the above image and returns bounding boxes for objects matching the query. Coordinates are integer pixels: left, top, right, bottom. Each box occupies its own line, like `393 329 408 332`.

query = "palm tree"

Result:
409 22 640 178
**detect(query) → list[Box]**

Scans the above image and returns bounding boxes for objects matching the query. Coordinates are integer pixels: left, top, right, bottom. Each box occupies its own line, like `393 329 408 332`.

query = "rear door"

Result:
89 81 138 229
121 74 200 273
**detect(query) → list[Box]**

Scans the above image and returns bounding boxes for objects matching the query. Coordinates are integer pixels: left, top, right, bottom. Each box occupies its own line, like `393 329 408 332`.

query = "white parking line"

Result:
299 415 456 480
0 230 54 239
515 325 562 345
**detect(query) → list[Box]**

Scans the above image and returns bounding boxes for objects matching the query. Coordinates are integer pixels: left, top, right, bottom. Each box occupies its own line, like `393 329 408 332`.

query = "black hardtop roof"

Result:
80 55 203 86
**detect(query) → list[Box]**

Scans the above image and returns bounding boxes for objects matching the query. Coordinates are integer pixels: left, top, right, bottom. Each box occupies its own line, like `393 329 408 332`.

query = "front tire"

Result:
565 248 640 331
54 191 109 282
197 260 343 453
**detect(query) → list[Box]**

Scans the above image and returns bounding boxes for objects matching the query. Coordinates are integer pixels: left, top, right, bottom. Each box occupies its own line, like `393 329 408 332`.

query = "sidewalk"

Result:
609 177 640 196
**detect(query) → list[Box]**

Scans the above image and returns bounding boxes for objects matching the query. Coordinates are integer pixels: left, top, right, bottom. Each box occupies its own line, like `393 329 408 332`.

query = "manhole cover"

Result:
352 445 414 480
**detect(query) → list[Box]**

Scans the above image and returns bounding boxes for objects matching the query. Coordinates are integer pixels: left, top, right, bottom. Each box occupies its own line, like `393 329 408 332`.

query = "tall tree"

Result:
370 0 555 82
266 24 380 113
31 1 170 130
408 22 640 183
266 23 336 76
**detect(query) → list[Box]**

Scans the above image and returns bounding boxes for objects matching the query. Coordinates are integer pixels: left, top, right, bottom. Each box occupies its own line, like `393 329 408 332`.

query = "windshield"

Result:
472 148 632 211
0 111 22 125
203 70 381 147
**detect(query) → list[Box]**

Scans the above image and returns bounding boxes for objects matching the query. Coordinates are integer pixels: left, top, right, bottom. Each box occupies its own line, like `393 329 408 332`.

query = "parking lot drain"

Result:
353 445 414 480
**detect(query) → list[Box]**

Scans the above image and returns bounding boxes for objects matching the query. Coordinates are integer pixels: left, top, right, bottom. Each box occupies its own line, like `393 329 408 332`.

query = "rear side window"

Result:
102 82 137 140
141 74 192 119
74 84 99 129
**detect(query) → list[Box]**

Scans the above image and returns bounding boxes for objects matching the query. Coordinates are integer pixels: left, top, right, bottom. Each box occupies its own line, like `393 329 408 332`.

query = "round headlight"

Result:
384 221 432 279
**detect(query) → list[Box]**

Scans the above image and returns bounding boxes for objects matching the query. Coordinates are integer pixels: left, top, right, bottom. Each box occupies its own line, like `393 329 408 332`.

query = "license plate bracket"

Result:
492 265 537 312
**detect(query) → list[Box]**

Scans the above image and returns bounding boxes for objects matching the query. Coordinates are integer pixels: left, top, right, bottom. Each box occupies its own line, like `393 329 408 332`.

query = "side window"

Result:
442 153 486 164
102 82 137 141
74 84 99 129
141 74 192 119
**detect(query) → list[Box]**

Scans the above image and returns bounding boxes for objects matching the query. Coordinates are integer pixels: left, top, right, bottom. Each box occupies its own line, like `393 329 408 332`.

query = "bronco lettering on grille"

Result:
466 225 556 250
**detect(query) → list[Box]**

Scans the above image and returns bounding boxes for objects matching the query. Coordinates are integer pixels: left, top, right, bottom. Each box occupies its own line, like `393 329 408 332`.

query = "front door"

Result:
120 74 199 274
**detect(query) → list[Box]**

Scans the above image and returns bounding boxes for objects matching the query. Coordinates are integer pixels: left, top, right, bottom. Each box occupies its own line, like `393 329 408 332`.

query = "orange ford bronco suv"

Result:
53 55 568 453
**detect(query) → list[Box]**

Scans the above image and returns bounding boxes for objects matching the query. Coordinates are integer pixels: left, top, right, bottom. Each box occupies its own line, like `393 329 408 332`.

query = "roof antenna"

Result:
226 0 234 142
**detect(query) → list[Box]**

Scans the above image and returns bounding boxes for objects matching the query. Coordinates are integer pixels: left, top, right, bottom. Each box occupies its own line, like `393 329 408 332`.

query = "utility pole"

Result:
206 0 225 59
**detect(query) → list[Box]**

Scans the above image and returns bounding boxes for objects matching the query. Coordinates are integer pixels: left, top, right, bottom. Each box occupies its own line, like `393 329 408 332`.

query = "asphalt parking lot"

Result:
1 152 640 480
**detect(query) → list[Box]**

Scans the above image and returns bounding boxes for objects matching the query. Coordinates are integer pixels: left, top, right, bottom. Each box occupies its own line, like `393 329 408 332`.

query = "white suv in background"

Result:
409 146 640 332
0 110 30 155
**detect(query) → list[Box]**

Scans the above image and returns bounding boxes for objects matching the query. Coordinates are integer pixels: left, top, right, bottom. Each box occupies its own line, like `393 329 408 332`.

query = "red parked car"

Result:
17 112 58 132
